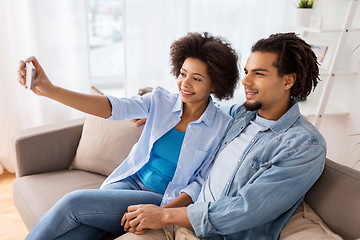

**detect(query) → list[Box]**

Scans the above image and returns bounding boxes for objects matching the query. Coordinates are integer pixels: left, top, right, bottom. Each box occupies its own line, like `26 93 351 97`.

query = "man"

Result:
119 32 326 240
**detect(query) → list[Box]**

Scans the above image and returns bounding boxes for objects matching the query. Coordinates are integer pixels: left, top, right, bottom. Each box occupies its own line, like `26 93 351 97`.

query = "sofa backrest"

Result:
305 158 360 239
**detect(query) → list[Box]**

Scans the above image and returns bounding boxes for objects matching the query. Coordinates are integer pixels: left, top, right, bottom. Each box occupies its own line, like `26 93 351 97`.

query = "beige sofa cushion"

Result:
279 201 343 240
13 169 106 230
69 115 144 176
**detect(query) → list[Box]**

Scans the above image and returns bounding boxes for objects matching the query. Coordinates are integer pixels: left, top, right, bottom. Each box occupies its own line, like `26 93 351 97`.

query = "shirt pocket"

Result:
250 156 272 174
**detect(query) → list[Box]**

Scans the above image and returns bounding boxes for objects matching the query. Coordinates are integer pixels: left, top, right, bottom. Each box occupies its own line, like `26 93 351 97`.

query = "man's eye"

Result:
256 72 264 76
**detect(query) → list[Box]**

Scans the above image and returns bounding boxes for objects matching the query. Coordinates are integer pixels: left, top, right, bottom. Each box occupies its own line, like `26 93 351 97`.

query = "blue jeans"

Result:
26 174 163 240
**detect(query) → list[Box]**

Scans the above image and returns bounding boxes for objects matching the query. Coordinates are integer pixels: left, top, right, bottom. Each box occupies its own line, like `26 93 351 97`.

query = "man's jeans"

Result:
26 174 163 240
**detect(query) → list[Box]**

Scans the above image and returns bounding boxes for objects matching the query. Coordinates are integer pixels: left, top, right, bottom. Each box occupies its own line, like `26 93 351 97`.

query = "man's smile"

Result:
245 89 258 99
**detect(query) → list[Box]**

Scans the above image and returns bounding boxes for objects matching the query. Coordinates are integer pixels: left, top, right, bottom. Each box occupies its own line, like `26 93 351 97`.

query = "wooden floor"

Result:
0 171 29 240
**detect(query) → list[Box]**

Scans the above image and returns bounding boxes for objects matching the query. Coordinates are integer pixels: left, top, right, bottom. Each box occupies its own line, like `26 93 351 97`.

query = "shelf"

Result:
301 27 360 33
319 69 358 76
298 99 349 118
299 0 358 128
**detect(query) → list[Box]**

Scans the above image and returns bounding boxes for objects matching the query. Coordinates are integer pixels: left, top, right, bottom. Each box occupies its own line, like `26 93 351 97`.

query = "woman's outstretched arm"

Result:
18 56 112 118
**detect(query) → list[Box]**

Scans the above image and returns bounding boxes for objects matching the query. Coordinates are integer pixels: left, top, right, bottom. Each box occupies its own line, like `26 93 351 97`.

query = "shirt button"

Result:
251 139 255 143
224 141 227 144
179 166 182 169
188 125 191 128
238 159 241 162
184 144 187 147
227 181 230 185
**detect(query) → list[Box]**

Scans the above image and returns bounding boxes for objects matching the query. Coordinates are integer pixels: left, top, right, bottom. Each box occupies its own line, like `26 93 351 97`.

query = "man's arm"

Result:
122 145 324 237
187 144 326 237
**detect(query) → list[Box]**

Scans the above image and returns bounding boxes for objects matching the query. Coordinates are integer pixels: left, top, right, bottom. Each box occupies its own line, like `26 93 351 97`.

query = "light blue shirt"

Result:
137 128 185 194
187 99 327 240
198 115 274 202
100 87 233 206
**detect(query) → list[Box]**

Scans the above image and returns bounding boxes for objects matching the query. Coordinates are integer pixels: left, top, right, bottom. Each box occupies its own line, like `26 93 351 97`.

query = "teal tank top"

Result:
137 128 185 194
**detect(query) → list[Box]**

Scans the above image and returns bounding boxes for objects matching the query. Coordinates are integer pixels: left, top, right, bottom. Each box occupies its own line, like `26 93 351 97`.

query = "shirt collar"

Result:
171 95 216 128
268 99 300 134
244 98 300 134
171 95 183 113
196 97 216 128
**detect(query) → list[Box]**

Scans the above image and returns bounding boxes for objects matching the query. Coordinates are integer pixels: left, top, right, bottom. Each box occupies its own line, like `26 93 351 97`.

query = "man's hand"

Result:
121 204 191 234
121 204 167 234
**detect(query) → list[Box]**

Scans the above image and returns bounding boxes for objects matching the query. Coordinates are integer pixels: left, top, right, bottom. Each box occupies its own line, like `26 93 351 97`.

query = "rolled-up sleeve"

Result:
181 181 201 203
106 93 152 121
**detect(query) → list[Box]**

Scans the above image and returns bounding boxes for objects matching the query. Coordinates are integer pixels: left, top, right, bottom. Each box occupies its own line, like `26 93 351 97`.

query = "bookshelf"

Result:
298 0 359 128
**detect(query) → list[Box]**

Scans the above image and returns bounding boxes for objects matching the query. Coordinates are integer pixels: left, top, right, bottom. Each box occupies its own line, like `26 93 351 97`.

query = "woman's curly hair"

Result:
170 32 239 100
251 32 320 99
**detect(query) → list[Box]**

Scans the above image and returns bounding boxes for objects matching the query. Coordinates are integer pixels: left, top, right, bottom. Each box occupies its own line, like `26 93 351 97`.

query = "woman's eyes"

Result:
179 72 202 82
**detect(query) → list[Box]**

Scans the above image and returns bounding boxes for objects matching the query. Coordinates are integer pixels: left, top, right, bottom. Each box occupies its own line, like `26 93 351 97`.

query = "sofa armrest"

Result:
13 118 85 177
305 158 360 239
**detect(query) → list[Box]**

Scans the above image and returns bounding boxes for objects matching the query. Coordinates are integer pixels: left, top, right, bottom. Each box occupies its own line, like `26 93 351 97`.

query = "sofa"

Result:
13 117 360 239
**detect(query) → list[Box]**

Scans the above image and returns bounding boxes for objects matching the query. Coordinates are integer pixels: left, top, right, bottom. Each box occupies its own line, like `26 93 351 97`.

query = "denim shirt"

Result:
100 87 232 206
187 99 326 240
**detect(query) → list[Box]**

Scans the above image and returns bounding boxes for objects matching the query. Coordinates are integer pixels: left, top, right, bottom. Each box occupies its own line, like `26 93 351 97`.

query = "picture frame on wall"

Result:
306 39 336 71
309 16 323 29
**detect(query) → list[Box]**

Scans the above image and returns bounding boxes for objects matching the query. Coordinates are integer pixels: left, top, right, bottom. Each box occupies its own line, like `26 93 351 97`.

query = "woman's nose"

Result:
182 76 191 87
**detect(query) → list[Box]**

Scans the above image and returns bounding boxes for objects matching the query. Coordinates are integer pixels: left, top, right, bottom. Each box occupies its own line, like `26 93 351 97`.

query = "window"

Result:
87 0 124 89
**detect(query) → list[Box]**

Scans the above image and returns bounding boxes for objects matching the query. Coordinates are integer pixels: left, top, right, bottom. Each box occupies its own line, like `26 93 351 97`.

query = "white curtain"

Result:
0 0 295 173
0 0 89 173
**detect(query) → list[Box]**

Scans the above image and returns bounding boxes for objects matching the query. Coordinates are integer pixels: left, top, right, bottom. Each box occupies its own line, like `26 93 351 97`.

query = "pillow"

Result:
69 115 144 176
279 201 343 240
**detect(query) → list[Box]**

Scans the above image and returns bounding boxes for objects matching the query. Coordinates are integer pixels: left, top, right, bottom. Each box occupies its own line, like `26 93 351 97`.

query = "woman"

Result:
18 32 239 240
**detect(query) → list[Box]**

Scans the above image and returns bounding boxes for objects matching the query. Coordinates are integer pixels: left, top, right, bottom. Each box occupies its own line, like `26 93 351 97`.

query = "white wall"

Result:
339 73 360 170
308 0 360 169
316 73 360 171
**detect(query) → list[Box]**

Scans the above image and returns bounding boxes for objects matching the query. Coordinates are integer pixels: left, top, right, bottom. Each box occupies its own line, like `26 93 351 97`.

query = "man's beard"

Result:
244 101 262 111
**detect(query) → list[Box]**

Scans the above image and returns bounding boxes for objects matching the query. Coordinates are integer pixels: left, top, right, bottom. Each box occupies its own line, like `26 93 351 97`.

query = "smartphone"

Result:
25 62 35 89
